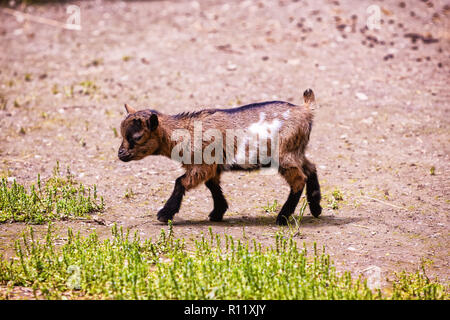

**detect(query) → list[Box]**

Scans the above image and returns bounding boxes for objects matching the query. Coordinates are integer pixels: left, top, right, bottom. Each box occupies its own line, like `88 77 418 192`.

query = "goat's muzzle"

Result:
118 148 132 162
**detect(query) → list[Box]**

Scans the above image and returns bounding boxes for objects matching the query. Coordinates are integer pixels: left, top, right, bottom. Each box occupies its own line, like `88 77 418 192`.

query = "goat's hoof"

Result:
275 215 289 226
309 203 322 218
157 209 174 223
208 210 224 222
156 216 170 224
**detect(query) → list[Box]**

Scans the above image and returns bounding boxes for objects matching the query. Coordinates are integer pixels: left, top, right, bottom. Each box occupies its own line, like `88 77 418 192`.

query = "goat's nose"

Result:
118 148 131 162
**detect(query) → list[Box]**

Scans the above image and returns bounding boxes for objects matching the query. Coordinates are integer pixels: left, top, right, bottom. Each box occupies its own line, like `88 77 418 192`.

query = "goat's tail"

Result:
303 88 315 109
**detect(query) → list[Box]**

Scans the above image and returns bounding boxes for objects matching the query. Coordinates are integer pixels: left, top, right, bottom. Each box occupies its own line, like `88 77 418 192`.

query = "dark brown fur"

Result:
118 89 322 225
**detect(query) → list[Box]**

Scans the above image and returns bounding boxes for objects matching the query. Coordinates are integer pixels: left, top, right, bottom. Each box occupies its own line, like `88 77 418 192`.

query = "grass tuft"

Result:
262 199 279 214
326 188 344 210
0 163 104 224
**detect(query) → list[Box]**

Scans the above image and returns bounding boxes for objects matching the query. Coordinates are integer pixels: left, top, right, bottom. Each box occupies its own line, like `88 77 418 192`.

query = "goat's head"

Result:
118 104 160 162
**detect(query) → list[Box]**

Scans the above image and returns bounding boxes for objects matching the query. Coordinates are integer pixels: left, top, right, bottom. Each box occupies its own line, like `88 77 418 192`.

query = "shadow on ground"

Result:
166 214 364 228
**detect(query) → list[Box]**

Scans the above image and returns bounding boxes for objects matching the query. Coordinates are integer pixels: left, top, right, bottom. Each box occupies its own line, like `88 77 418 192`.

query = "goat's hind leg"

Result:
276 167 306 225
303 159 322 218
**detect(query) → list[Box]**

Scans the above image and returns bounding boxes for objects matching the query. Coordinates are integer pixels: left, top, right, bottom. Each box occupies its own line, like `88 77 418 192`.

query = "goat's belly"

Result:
221 162 274 172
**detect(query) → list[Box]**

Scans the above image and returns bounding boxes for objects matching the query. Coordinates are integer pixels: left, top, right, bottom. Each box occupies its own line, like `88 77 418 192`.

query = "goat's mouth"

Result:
118 151 133 162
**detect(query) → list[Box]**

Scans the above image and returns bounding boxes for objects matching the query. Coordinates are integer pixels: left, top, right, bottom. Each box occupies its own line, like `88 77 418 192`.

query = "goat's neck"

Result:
157 115 190 160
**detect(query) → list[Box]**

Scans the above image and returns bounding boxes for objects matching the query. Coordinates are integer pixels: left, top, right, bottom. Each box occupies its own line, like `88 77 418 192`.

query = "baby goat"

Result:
118 89 322 225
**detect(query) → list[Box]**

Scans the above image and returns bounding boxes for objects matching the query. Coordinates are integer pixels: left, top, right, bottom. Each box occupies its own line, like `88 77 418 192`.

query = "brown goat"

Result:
118 89 322 225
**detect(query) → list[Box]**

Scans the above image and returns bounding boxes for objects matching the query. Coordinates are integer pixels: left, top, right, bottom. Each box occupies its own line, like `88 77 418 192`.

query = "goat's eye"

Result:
133 134 143 141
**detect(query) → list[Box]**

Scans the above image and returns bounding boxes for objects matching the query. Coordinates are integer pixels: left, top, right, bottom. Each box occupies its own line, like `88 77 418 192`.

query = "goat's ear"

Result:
124 103 137 114
147 113 159 131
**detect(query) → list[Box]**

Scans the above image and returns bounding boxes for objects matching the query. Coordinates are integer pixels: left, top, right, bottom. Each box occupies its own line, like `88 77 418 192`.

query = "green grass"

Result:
390 267 448 300
0 163 104 224
262 199 279 213
0 93 7 110
79 80 99 96
430 166 436 176
285 198 308 237
124 188 135 199
326 188 344 210
0 223 447 300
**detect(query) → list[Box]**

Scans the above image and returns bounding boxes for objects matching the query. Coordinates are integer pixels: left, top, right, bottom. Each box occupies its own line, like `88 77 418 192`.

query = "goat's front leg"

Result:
157 166 217 223
205 176 228 222
157 174 186 223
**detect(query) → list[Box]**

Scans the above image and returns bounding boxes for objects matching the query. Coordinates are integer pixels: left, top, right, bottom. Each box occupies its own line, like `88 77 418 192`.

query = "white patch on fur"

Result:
247 113 282 164
248 112 282 139
225 113 282 167
282 110 290 120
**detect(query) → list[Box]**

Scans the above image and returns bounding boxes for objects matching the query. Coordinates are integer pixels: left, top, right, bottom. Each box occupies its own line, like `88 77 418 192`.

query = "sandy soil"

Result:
0 0 449 294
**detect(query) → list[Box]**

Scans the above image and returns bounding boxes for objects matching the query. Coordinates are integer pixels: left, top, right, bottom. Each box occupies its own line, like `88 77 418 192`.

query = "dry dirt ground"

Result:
0 0 449 296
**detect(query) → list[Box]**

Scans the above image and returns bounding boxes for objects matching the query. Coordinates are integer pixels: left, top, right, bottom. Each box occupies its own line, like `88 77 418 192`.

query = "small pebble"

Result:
355 92 368 100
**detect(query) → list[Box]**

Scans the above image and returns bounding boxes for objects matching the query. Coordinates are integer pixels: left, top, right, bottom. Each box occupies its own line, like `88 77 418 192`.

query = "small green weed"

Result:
286 198 307 237
327 188 344 210
51 84 59 95
0 94 7 110
124 188 134 199
63 85 74 98
430 166 435 176
79 80 99 96
263 199 279 213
